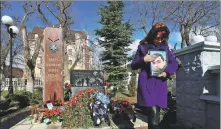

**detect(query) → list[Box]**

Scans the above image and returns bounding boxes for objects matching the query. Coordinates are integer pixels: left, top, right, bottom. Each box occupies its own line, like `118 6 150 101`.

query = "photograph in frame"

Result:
149 50 168 76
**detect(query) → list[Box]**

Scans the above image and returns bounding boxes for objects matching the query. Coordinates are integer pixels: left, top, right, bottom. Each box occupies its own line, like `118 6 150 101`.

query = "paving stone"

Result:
20 119 32 125
31 123 48 129
10 125 33 129
135 119 147 127
135 126 148 129
47 123 62 129
11 113 148 129
133 121 141 128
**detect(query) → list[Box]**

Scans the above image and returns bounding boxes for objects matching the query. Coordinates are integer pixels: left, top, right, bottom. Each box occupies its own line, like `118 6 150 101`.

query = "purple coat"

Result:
131 43 178 108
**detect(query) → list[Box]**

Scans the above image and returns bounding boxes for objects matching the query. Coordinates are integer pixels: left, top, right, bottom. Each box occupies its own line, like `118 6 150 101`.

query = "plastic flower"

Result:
86 88 96 93
96 92 110 105
121 101 129 105
155 23 166 28
43 112 48 117
67 83 72 91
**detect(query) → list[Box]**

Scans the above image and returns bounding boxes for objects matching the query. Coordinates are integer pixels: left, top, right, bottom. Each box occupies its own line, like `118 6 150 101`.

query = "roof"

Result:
28 27 44 39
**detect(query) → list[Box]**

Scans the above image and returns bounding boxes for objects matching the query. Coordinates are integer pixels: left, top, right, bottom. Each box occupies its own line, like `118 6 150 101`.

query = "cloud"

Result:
128 39 141 55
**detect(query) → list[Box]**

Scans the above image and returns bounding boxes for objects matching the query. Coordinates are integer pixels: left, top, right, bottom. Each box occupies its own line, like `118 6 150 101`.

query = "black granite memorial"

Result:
70 70 105 96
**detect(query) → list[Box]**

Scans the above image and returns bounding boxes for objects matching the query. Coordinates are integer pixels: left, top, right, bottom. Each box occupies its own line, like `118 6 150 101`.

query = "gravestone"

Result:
70 70 105 96
43 27 64 104
175 41 220 129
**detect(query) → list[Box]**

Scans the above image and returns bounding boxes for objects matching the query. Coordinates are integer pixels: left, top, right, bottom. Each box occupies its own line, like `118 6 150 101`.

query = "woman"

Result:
131 23 178 129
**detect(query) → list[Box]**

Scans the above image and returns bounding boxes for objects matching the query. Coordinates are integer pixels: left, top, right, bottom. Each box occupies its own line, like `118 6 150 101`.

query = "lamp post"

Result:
1 15 19 96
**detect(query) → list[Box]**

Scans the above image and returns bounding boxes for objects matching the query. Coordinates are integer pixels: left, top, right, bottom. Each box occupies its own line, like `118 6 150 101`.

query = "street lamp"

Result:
1 15 19 96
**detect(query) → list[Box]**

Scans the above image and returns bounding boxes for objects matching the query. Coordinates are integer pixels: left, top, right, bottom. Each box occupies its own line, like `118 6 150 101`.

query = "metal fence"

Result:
0 78 43 91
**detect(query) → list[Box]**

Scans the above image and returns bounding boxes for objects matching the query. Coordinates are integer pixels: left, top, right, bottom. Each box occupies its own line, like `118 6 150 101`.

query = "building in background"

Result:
3 66 24 78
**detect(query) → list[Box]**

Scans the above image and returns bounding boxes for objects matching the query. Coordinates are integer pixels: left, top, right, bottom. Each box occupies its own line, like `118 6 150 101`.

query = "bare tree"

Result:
132 1 219 48
19 2 43 93
131 1 181 34
191 13 220 42
169 1 219 48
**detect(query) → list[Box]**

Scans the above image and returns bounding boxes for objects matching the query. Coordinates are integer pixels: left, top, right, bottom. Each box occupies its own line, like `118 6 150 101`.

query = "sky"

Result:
2 1 182 68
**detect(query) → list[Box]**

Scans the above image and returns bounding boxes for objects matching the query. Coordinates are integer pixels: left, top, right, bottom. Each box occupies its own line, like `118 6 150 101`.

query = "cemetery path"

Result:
9 111 148 129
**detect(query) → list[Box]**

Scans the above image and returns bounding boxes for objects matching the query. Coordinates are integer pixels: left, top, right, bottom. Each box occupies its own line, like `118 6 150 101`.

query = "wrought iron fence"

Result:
0 78 43 91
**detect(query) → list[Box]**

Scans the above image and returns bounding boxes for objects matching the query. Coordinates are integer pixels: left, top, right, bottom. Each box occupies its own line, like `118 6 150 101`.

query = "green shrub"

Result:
1 89 43 108
34 87 43 92
11 90 32 108
110 80 127 93
1 90 8 98
128 76 136 97
167 79 173 93
0 98 11 110
30 89 43 105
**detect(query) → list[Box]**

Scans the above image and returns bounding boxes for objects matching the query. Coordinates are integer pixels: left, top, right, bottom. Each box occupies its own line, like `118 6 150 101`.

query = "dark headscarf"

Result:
140 23 170 45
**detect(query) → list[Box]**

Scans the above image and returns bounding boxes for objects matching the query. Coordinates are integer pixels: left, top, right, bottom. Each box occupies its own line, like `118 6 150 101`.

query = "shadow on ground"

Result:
159 94 177 129
0 108 31 129
111 113 135 129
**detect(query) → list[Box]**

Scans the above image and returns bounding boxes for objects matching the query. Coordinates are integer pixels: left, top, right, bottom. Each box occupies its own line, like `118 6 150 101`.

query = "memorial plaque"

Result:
70 70 105 95
43 27 64 104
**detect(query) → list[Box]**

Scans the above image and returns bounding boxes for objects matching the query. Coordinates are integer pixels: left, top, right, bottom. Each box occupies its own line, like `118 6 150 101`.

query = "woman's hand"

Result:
144 54 156 62
158 72 167 78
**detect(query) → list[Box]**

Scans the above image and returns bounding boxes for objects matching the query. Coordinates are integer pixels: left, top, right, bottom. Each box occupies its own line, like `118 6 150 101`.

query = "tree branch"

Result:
20 11 35 28
192 2 219 25
162 1 183 21
135 2 148 34
61 2 68 27
1 43 10 65
37 1 53 26
22 25 31 61
200 23 219 32
32 35 43 66
70 55 81 70
44 2 61 23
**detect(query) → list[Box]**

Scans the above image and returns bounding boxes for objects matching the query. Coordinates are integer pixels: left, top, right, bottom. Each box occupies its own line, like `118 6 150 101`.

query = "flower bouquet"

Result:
90 92 111 126
64 82 72 101
42 108 64 124
30 106 64 124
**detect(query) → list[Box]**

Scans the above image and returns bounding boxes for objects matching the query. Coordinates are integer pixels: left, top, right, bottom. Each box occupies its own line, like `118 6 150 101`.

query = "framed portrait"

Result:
149 50 168 76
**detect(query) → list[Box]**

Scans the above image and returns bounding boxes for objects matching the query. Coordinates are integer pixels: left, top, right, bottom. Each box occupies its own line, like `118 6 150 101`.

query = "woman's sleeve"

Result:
131 45 145 70
164 47 178 76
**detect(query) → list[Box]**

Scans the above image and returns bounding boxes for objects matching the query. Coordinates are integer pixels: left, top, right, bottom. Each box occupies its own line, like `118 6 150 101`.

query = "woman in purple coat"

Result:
131 23 178 129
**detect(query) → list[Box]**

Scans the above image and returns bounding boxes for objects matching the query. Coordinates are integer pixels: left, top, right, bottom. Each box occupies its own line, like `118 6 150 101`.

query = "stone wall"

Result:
206 101 220 129
174 41 220 129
